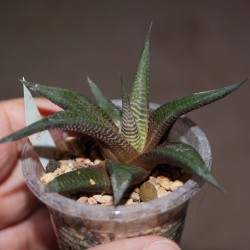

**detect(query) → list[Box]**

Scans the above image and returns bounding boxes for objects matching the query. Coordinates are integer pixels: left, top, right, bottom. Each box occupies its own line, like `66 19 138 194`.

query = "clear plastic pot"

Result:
22 104 211 249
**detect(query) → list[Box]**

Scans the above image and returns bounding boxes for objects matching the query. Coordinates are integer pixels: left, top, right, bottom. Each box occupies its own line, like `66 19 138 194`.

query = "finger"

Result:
0 98 61 181
0 99 24 182
0 161 40 229
90 236 181 250
0 97 61 133
0 98 61 227
35 97 62 116
0 207 58 250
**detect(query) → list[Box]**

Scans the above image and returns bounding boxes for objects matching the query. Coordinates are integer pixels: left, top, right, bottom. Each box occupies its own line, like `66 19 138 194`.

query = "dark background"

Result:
0 1 249 249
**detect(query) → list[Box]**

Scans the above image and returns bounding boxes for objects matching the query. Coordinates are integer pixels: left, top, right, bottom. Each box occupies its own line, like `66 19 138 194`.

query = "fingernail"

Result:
145 239 181 250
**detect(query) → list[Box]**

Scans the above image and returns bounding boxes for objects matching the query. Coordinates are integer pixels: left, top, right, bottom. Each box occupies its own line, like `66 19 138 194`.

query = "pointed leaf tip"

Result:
19 78 36 91
147 22 153 38
146 78 248 150
236 77 249 87
142 142 223 190
204 172 224 191
130 25 151 149
106 160 148 205
88 77 121 126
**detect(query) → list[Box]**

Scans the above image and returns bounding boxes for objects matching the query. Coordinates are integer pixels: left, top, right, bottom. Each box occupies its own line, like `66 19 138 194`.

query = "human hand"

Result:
0 98 181 250
90 236 181 250
0 98 60 250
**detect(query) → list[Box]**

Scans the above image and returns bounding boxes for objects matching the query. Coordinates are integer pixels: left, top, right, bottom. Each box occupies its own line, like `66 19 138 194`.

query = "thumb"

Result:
90 236 181 250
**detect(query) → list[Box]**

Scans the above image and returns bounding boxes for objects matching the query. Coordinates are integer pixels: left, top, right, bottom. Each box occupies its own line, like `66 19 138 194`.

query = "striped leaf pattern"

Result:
106 160 148 205
146 79 248 151
0 24 247 205
0 110 138 162
88 77 121 127
137 142 222 190
121 81 141 151
20 80 117 130
46 166 112 194
129 24 151 151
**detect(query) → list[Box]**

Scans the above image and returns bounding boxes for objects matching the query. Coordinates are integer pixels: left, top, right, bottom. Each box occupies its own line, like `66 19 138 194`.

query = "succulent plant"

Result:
0 26 247 205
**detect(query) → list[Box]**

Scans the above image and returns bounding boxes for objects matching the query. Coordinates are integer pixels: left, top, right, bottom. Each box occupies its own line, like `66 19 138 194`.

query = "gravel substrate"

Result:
40 136 191 205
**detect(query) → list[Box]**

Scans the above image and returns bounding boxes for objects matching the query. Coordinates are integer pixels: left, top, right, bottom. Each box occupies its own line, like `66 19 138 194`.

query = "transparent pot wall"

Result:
22 111 211 249
49 200 188 249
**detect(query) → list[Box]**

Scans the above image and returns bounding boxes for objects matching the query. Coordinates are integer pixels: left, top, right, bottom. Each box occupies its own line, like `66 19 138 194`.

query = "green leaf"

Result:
106 160 149 205
121 79 141 151
129 24 151 149
20 79 117 130
45 166 112 194
141 142 222 189
146 79 248 150
0 111 138 162
88 77 121 127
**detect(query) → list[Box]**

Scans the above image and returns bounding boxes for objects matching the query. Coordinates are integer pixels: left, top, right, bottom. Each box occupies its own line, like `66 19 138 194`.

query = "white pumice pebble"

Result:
40 172 56 185
40 136 188 206
77 196 88 203
93 195 113 204
87 197 98 205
